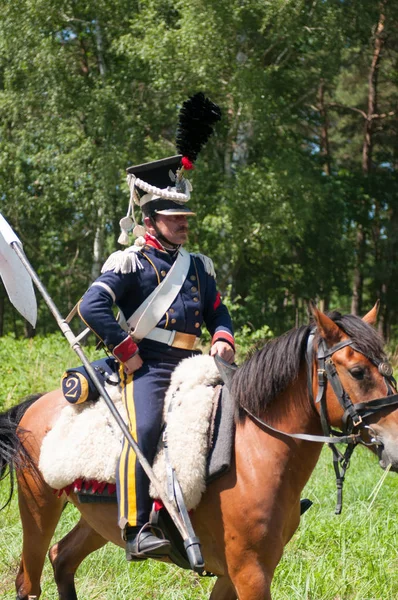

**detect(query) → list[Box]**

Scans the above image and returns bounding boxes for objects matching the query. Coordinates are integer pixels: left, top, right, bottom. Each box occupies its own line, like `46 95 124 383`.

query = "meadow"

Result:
1 335 398 599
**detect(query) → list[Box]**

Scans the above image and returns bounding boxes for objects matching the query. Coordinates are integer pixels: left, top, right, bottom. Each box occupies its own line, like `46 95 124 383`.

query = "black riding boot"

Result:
125 524 171 560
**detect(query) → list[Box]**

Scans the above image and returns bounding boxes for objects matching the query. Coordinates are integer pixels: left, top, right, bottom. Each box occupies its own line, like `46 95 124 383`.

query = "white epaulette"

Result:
191 253 216 279
101 246 144 274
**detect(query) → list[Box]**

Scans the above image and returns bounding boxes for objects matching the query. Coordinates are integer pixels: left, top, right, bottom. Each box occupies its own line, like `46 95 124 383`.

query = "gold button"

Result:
193 297 199 302
169 308 175 314
195 322 200 328
191 286 197 293
195 310 199 316
190 275 196 281
171 318 176 324
108 344 114 350
160 270 167 277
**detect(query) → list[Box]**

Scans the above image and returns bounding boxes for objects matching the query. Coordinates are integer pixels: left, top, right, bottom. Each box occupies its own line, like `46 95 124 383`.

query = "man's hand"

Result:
210 341 235 364
123 353 143 375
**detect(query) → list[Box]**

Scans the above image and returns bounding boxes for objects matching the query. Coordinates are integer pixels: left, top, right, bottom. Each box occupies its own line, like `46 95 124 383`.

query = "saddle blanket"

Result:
39 354 226 510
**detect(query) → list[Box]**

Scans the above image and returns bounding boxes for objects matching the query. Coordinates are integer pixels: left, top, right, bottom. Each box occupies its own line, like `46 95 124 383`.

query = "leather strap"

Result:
127 248 191 341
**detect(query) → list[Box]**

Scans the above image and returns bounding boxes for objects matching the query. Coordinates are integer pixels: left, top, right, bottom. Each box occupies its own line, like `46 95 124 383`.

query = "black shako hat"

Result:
119 93 221 244
126 155 196 219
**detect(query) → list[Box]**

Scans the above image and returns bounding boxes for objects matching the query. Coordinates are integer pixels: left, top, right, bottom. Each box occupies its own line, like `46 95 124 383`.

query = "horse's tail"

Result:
0 393 43 509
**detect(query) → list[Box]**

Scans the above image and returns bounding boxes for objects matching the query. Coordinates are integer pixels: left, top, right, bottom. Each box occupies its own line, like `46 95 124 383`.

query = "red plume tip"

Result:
181 156 194 170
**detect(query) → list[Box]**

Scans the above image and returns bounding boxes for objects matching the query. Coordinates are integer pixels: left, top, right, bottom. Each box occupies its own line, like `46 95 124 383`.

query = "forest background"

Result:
1 0 398 348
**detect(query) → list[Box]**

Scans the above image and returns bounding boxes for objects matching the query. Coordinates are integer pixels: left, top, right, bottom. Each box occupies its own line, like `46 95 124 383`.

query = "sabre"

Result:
0 213 203 570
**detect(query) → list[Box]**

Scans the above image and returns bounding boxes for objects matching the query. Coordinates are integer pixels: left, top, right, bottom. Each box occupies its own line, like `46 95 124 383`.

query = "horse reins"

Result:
243 329 398 514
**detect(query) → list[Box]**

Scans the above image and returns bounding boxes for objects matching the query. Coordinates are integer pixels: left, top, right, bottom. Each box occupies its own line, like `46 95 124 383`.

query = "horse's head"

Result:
311 303 398 471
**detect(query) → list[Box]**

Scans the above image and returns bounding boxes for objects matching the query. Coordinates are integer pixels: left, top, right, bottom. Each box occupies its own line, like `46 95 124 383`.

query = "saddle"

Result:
40 354 236 507
40 353 237 574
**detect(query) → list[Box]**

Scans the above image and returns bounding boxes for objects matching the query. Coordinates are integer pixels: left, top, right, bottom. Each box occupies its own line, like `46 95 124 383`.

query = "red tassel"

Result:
182 156 194 170
64 484 73 497
153 499 164 512
108 483 117 495
97 482 107 494
91 480 100 494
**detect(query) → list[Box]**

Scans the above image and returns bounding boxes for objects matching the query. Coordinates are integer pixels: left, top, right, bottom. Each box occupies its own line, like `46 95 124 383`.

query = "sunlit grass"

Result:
2 336 398 598
2 447 398 599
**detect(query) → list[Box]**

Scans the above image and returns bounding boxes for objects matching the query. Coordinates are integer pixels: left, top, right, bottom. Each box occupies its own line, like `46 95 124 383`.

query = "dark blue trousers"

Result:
116 345 197 529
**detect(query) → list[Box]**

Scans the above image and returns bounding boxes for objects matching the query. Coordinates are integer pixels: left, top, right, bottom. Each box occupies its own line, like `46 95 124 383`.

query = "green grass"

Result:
2 448 398 599
2 335 398 598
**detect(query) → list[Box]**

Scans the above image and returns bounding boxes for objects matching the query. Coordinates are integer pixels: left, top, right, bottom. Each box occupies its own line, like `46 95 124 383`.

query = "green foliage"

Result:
0 334 101 410
1 335 398 598
2 410 398 597
0 0 397 341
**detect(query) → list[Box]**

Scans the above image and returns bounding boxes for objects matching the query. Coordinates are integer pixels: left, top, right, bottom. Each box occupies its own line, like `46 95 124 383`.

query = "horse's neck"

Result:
261 367 320 433
238 367 323 497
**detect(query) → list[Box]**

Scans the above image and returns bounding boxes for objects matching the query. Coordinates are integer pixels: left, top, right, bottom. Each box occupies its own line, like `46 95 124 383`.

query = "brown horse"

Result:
2 306 398 600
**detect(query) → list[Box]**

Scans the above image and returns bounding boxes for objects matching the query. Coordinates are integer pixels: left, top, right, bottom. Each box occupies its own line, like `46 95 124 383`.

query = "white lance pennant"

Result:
0 213 37 327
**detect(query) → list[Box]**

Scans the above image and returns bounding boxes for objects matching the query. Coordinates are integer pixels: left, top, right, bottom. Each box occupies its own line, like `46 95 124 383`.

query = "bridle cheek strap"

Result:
244 329 398 515
314 336 398 514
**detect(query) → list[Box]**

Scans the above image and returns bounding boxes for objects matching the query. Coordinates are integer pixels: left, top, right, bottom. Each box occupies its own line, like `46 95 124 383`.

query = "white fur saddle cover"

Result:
39 355 221 510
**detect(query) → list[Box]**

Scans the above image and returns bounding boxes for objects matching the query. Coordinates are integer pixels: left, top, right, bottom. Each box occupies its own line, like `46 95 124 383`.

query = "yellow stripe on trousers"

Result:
118 366 138 526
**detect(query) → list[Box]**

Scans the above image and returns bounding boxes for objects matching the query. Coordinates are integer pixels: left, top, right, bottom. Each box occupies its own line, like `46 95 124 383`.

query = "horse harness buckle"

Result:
352 414 363 428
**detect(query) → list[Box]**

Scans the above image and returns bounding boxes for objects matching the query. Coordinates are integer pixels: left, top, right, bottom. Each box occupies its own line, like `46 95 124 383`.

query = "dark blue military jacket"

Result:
78 240 234 362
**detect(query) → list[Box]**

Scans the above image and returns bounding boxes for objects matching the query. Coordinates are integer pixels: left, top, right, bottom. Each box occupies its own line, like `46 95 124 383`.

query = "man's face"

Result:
146 214 189 246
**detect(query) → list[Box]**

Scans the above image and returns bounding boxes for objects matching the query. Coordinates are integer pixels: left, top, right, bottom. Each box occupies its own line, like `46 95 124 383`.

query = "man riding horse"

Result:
78 96 235 560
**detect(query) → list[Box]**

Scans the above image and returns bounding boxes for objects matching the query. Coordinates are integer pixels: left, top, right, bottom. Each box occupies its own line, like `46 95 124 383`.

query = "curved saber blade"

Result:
0 213 37 327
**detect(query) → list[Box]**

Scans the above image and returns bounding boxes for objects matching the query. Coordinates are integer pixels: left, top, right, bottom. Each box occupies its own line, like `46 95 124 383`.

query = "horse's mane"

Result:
232 311 385 418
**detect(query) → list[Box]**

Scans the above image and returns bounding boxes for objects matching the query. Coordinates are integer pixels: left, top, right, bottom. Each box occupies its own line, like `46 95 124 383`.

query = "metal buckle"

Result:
172 331 198 350
352 414 363 427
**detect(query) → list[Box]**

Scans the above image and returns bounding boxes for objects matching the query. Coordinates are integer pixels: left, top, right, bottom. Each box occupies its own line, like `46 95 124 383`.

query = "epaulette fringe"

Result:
192 253 216 279
101 247 144 274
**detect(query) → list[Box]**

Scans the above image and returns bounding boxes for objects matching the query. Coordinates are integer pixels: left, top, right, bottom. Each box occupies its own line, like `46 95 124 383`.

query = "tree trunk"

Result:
318 80 331 311
318 80 331 176
351 224 366 316
90 204 105 282
352 3 386 316
89 19 107 282
24 320 36 338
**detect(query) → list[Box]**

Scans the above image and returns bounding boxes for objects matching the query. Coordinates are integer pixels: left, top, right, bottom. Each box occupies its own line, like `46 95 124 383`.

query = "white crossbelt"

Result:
144 327 198 349
126 247 191 342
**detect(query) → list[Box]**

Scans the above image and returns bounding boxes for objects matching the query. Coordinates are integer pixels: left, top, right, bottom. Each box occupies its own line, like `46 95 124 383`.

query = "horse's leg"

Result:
49 516 107 600
209 576 237 600
229 563 273 600
15 472 66 600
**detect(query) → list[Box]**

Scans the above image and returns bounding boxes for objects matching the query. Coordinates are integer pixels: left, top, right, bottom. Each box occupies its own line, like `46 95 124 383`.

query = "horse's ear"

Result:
309 301 344 346
362 300 379 325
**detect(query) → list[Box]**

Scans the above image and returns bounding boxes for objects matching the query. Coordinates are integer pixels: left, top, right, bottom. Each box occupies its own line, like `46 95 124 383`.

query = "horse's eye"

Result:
350 367 365 380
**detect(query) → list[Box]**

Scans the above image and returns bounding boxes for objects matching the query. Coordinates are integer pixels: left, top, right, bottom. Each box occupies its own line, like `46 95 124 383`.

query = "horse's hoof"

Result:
300 498 313 515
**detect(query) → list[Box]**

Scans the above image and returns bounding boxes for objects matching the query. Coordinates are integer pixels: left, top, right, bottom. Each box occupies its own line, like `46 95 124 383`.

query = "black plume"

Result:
176 92 221 163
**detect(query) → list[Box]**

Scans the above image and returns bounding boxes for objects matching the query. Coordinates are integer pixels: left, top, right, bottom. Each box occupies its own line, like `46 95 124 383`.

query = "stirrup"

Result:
125 523 171 560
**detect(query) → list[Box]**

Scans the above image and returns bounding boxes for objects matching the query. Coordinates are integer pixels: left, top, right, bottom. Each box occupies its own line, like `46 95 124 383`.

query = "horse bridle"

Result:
243 329 398 513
